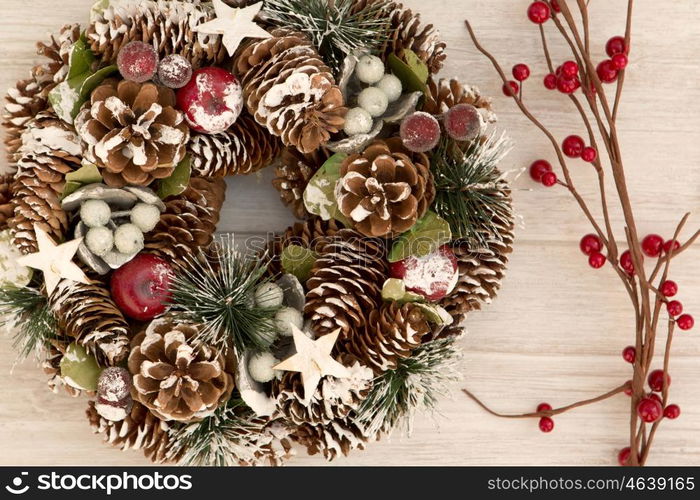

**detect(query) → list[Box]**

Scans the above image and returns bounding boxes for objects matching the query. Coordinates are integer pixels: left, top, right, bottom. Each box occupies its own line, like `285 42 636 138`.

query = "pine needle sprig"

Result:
262 0 391 72
431 133 512 248
0 285 58 359
355 337 463 438
168 235 279 352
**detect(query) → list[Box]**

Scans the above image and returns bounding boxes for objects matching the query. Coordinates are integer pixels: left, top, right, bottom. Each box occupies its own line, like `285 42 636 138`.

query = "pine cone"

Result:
344 302 431 374
275 354 373 426
293 419 368 461
144 177 226 265
75 79 189 188
305 229 388 338
128 317 235 423
86 0 226 69
272 147 330 219
234 29 347 154
337 138 435 238
0 175 13 231
49 280 131 366
188 112 281 177
424 77 496 123
86 400 176 464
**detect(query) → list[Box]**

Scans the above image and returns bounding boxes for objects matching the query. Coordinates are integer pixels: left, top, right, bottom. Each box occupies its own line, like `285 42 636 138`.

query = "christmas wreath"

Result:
0 0 513 465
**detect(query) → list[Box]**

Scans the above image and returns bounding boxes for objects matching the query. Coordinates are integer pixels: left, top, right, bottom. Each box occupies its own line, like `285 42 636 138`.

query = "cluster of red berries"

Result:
543 60 582 95
528 159 557 187
503 63 531 97
597 37 629 84
562 135 597 162
536 402 555 433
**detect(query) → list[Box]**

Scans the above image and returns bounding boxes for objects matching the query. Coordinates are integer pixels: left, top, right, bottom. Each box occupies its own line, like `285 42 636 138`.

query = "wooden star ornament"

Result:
193 0 272 56
274 325 350 404
16 225 90 295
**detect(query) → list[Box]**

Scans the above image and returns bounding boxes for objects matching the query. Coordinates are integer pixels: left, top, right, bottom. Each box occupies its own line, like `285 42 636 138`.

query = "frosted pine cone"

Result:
0 175 13 231
424 77 496 123
293 419 369 461
272 147 330 219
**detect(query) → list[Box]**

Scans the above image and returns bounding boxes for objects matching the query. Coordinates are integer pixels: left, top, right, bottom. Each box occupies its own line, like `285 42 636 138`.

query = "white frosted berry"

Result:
343 107 373 136
130 203 161 233
254 282 284 308
356 55 385 84
80 199 111 228
85 226 114 256
114 223 144 254
358 87 389 117
275 307 303 337
376 74 403 103
248 351 281 383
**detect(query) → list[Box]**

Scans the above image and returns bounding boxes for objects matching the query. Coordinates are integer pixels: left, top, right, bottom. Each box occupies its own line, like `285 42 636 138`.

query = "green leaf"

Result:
381 278 425 304
90 0 111 21
403 49 429 84
62 181 84 199
281 245 318 282
79 64 118 98
388 52 428 94
49 64 117 123
59 343 102 391
67 36 95 81
414 303 454 326
303 153 351 225
388 211 452 263
157 155 192 199
62 163 103 199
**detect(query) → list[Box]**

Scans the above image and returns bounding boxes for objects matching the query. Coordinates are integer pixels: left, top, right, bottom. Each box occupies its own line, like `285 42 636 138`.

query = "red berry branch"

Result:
462 0 700 466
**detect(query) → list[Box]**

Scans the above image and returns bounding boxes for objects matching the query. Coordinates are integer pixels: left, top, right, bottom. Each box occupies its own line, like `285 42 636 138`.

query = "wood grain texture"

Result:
1 0 699 466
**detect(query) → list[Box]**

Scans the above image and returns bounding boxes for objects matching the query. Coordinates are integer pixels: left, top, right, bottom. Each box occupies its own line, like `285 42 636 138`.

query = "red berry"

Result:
502 80 519 97
539 416 555 432
555 65 563 77
606 36 628 57
620 250 637 275
677 314 694 331
622 346 636 364
562 135 585 158
664 404 681 419
561 61 579 78
580 234 603 256
537 402 552 412
660 280 678 298
541 171 557 187
444 104 481 142
544 73 557 90
648 392 662 405
597 60 619 83
527 1 551 24
581 147 597 163
512 63 531 82
529 160 552 182
556 75 580 94
588 252 607 269
637 397 663 423
117 41 159 83
663 240 681 254
648 370 671 392
618 447 631 466
400 112 441 153
624 382 633 396
641 234 664 257
550 0 561 13
612 53 629 70
667 300 683 317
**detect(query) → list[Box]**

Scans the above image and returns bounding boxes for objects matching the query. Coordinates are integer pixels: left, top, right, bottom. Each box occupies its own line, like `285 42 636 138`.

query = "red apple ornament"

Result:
111 253 173 321
176 67 243 134
389 245 459 302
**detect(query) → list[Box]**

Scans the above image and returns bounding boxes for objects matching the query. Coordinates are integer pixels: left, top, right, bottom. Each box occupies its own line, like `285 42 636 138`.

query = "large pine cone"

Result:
128 317 235 423
234 29 347 154
293 419 369 461
86 0 226 69
75 79 189 188
188 112 281 177
0 175 13 230
144 177 226 265
86 400 176 464
49 280 131 366
344 302 431 374
305 229 388 338
272 147 330 219
424 77 496 123
337 138 435 238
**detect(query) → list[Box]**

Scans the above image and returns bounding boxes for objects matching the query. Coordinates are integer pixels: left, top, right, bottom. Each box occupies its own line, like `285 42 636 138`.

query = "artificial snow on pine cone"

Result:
424 77 496 124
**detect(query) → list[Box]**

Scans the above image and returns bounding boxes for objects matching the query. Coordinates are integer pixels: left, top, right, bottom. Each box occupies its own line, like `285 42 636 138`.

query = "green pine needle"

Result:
431 133 513 248
355 337 462 437
168 235 279 352
263 0 391 72
0 285 58 359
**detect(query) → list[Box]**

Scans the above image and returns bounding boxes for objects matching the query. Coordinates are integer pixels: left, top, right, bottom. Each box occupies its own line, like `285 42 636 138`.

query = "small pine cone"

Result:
75 79 189 188
337 138 435 238
293 419 369 461
86 400 176 464
49 280 131 366
424 77 496 123
305 229 388 338
274 354 373 425
144 177 226 265
344 302 431 374
272 147 330 219
86 0 226 69
0 174 14 230
188 113 281 177
234 29 347 154
43 337 85 397
128 317 235 423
